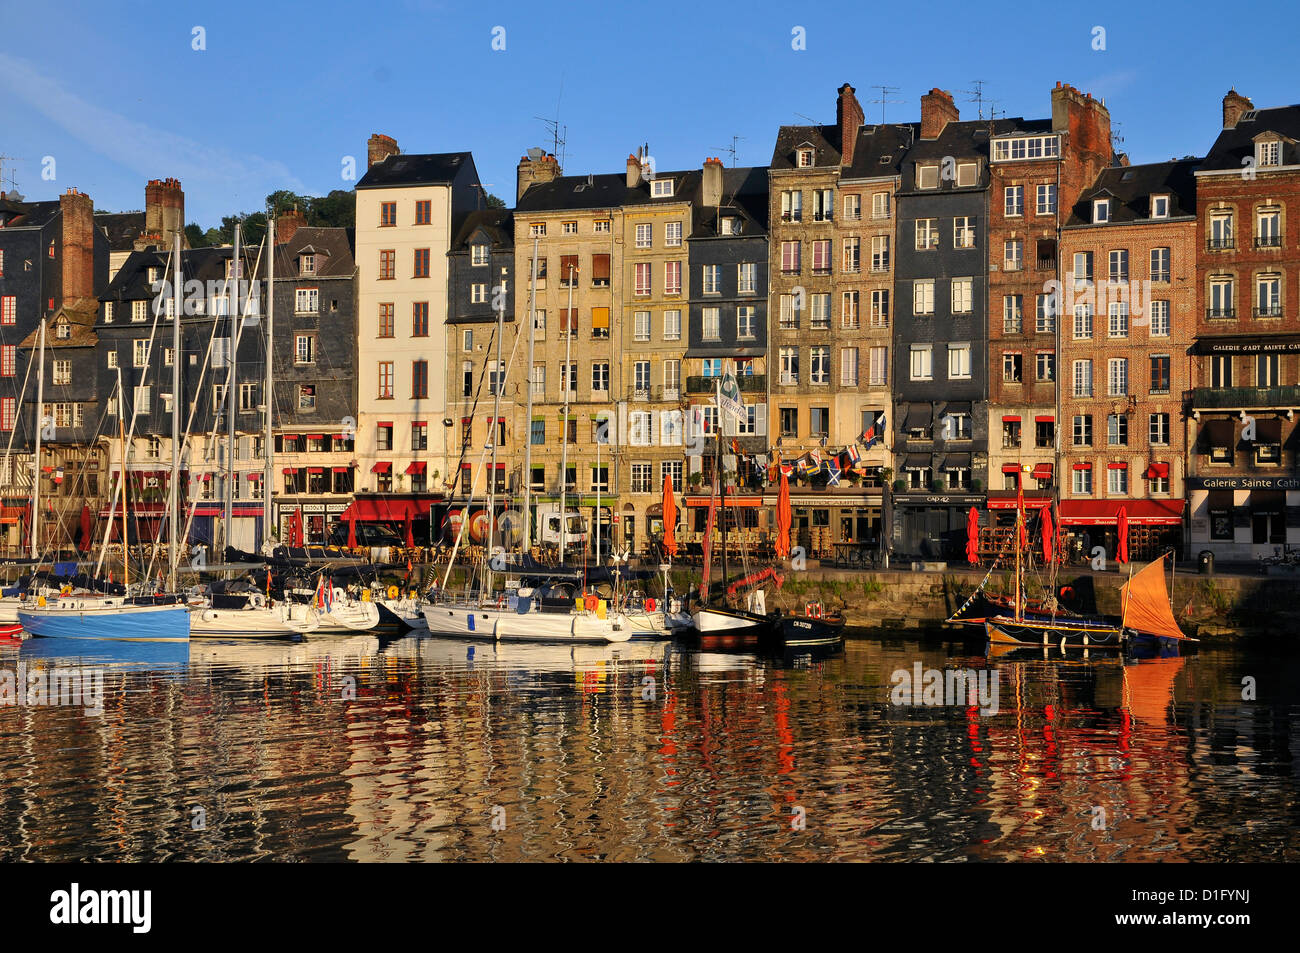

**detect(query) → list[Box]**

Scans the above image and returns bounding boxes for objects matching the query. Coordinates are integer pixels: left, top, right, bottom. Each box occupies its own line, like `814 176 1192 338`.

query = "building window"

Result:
1108 466 1128 496
1003 352 1023 383
412 302 429 337
810 347 830 385
915 218 938 250
1036 184 1057 215
840 291 860 330
470 283 487 304
737 306 756 339
812 189 833 222
295 288 319 313
810 407 829 438
635 262 651 296
378 302 394 337
948 342 971 380
1150 355 1171 394
1151 194 1169 219
1150 247 1171 283
380 202 396 226
412 248 430 277
1004 239 1023 271
1002 419 1021 449
1209 278 1235 318
1073 359 1093 397
529 222 546 237
870 290 889 328
702 264 721 294
471 244 489 266
841 347 859 386
664 221 682 247
1257 139 1282 167
780 241 801 274
1035 293 1055 332
1093 199 1110 224
1073 466 1093 495
1005 186 1024 216
379 250 395 279
780 190 802 222
844 194 862 220
1149 300 1170 337
631 463 653 494
913 280 935 316
916 165 938 190
779 347 799 385
0 345 13 377
562 221 578 235
1107 413 1128 446
953 216 976 248
297 385 315 410
133 339 150 367
810 294 830 329
1257 206 1282 247
1108 358 1129 396
1003 295 1023 333
1073 414 1093 448
592 362 609 393
1149 413 1170 446
738 262 757 294
1108 249 1128 282
1209 211 1233 249
910 344 933 381
1108 302 1129 338
871 236 889 272
951 277 973 314
1036 352 1055 382
415 200 432 225
871 192 890 219
377 361 394 399
651 179 674 197
635 223 652 249
296 334 315 364
842 238 860 273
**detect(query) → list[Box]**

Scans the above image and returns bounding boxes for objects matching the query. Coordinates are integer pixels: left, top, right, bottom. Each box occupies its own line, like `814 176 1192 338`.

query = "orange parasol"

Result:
662 473 678 557
775 470 792 559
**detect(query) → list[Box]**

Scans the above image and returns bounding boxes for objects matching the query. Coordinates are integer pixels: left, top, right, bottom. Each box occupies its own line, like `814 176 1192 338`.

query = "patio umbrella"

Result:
775 470 792 559
293 507 305 548
405 515 415 548
346 515 358 549
662 473 678 558
1040 503 1054 565
965 506 979 565
78 504 94 552
1116 505 1129 564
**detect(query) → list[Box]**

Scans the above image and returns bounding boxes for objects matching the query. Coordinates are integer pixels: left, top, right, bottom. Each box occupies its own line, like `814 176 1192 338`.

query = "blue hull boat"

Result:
18 601 191 643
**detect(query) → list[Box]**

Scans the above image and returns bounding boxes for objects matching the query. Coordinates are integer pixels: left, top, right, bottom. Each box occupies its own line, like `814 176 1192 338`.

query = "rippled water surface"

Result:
1 631 1297 861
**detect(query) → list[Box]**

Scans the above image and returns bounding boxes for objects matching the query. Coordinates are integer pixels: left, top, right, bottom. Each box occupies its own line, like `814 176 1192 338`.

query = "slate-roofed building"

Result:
1060 158 1198 562
1189 91 1300 559
0 188 109 553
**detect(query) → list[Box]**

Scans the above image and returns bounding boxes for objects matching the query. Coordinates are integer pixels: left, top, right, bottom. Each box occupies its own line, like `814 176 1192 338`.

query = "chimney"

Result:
920 88 959 140
276 206 307 244
368 133 399 169
837 83 865 166
702 157 724 207
1050 82 1112 206
516 151 561 202
1222 88 1254 129
627 151 643 189
144 177 185 249
59 188 95 306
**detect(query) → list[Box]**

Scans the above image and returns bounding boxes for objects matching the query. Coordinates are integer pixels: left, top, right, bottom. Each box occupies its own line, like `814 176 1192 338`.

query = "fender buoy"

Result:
645 597 656 613
38 595 46 607
387 585 399 600
333 587 346 605
584 594 598 612
203 609 218 622
1059 585 1075 601
248 591 266 610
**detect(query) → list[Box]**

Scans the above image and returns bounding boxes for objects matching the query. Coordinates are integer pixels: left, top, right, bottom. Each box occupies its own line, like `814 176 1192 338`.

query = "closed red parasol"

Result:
965 506 979 565
1040 503 1054 565
1116 505 1129 564
775 470 792 559
662 473 677 558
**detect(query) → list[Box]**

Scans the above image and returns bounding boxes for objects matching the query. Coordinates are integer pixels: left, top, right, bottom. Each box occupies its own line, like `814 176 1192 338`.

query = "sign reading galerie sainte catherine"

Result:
1188 476 1300 490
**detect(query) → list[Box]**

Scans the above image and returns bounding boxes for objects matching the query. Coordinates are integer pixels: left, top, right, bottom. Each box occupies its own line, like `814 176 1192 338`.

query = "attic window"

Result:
1093 199 1111 224
917 164 939 189
300 254 316 275
471 244 489 266
797 149 815 168
721 217 741 235
1240 110 1259 123
651 179 675 198
1151 194 1170 219
1257 139 1282 168
56 321 71 339
879 155 892 165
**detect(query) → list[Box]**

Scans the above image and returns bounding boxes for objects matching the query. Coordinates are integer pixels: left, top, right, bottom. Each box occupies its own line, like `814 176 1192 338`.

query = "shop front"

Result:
1188 476 1300 561
274 499 351 545
891 492 987 561
1057 499 1184 563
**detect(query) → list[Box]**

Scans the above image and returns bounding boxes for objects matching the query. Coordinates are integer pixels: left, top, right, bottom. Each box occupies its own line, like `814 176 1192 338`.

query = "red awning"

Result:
1107 462 1128 470
333 433 350 440
377 421 393 428
339 498 434 523
1145 462 1170 479
1032 463 1053 479
307 467 324 474
1002 415 1021 422
305 434 325 440
1001 464 1021 473
1035 415 1055 423
1058 500 1184 526
282 467 297 474
247 473 261 481
332 466 350 474
986 495 1050 510
0 505 26 524
1072 462 1092 470
412 420 427 427
406 462 427 475
371 462 392 473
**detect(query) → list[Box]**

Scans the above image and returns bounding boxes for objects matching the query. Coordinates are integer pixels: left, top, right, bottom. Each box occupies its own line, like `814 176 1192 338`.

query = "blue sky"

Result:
3 0 1297 226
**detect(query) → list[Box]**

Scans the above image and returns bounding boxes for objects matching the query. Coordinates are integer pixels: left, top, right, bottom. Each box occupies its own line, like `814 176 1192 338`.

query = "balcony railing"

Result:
1206 308 1237 320
1255 235 1282 249
1191 385 1300 409
685 374 765 395
1207 237 1235 250
1254 305 1283 318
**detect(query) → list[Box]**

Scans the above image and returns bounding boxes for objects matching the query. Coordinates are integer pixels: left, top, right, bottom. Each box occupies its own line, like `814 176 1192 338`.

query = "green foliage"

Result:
184 223 209 248
200 190 357 246
484 193 506 209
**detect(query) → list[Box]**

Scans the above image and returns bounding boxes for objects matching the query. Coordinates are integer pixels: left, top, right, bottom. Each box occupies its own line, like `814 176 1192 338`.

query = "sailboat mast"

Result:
225 224 240 553
716 378 727 594
522 238 539 552
486 263 506 588
169 233 182 591
30 318 45 560
1014 500 1023 623
559 261 575 558
116 365 128 592
263 213 275 548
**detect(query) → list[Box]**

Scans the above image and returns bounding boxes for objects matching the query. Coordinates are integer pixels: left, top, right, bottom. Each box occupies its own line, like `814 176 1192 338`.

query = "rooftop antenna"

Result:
1111 121 1126 155
794 112 822 126
0 154 23 196
711 136 745 166
962 80 993 120
533 116 568 170
866 86 903 124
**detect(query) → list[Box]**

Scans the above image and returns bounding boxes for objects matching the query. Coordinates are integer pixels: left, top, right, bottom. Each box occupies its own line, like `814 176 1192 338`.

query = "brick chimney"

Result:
702 157 724 207
1222 88 1254 129
59 188 96 306
516 151 561 201
144 177 184 249
837 83 865 166
627 151 643 189
920 89 959 140
1050 82 1113 206
368 133 399 169
276 206 307 244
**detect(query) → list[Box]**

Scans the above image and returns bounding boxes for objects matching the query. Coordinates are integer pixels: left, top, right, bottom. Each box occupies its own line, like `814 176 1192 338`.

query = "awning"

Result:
1001 415 1021 423
941 452 971 469
1145 462 1170 479
903 406 932 431
1032 463 1054 479
307 467 324 474
944 401 972 416
1001 464 1021 474
685 346 766 358
371 462 392 474
1107 462 1128 470
305 434 325 440
0 505 26 524
1035 415 1055 423
902 454 930 470
201 473 213 481
1072 462 1092 470
1201 419 1234 447
332 466 351 474
340 498 434 523
1058 499 1184 526
282 467 297 475
682 495 762 508
247 473 261 481
1250 490 1285 514
406 462 427 475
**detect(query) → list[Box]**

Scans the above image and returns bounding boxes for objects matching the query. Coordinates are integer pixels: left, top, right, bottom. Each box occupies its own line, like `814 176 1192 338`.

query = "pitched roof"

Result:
843 123 918 179
770 125 842 170
689 166 769 238
1199 104 1300 173
1065 158 1201 227
95 211 147 249
258 226 356 279
0 198 60 229
355 152 473 189
451 209 514 250
104 246 247 301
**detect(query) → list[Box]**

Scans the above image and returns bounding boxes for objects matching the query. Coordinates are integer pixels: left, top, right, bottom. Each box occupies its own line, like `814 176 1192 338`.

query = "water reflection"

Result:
0 632 1296 861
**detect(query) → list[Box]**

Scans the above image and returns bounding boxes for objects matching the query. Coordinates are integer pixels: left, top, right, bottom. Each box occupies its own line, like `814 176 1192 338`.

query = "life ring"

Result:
1059 585 1075 601
584 594 598 612
645 597 656 613
805 601 822 619
248 591 266 610
387 585 400 600
203 609 219 622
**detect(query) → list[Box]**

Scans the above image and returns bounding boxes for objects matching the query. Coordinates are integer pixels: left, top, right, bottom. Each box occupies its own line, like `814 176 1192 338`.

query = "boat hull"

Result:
625 609 692 639
691 606 770 634
19 602 190 642
777 613 845 648
421 603 631 643
984 615 1123 648
190 603 320 638
313 600 381 634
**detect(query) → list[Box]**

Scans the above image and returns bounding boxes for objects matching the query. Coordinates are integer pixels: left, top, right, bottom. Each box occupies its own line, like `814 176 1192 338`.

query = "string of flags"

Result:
760 412 887 486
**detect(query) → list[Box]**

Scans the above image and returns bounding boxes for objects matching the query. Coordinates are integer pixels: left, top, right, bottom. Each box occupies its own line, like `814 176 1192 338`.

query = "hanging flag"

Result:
859 413 885 450
827 462 841 487
718 372 744 425
809 448 822 467
843 443 861 466
780 462 794 477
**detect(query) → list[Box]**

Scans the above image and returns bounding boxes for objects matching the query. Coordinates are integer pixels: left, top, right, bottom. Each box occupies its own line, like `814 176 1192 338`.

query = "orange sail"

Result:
1120 556 1190 640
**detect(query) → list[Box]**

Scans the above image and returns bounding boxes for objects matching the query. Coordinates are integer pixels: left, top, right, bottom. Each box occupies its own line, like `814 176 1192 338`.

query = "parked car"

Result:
328 522 405 548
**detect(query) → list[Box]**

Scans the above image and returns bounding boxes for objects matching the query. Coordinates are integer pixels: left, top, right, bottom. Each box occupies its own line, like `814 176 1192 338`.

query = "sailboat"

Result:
421 251 629 644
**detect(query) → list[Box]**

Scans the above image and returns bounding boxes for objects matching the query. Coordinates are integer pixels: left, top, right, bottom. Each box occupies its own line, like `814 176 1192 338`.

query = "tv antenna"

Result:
534 116 568 170
962 80 996 120
794 112 822 126
711 135 745 166
0 154 23 196
1111 121 1126 154
867 86 903 124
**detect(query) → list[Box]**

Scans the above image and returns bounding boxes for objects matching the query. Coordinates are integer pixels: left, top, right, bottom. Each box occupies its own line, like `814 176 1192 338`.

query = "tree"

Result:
484 192 506 209
184 223 209 248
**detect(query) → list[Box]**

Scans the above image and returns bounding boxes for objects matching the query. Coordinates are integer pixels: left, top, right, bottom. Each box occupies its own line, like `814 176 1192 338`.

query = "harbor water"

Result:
1 631 1297 861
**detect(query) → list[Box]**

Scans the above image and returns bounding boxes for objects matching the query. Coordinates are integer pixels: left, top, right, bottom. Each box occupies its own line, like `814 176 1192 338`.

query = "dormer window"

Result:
470 244 489 266
721 217 741 236
651 179 674 198
1151 194 1169 219
916 165 939 190
797 149 814 168
1093 199 1111 224
300 254 316 275
148 267 160 283
1257 139 1282 168
55 321 71 339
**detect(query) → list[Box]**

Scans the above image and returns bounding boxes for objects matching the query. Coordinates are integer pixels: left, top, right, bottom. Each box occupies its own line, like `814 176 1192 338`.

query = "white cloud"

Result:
0 52 306 204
